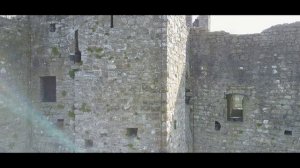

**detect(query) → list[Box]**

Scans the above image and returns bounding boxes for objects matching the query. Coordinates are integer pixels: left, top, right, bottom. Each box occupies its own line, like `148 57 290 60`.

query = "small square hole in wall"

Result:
174 120 177 130
57 119 64 129
49 23 56 32
85 139 93 148
284 130 292 136
215 121 221 131
126 128 138 137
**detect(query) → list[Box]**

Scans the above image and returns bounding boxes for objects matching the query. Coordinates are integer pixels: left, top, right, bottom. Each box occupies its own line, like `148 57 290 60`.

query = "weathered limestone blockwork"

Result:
5 15 300 153
73 15 165 152
161 16 191 152
23 15 172 152
190 23 300 152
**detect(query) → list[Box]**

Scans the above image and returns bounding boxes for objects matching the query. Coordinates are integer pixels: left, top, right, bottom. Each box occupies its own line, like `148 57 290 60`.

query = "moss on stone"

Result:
51 47 60 56
57 104 65 109
257 123 262 127
68 110 75 120
92 27 96 32
95 54 104 59
87 47 104 59
87 47 94 53
61 90 67 97
94 47 103 53
69 69 80 79
127 143 134 148
80 103 91 112
87 47 103 53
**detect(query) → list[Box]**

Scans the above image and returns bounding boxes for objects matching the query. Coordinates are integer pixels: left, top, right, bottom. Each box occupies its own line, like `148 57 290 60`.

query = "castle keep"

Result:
1 15 300 152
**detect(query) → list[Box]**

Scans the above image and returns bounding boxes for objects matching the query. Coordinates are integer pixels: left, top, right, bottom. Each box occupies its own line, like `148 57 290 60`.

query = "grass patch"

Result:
80 103 91 112
51 47 60 56
87 47 94 53
69 69 80 79
87 47 104 59
87 47 103 53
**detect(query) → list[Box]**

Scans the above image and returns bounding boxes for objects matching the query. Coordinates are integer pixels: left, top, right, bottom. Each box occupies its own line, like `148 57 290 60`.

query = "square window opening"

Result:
126 128 138 137
227 94 244 122
284 130 292 136
40 76 56 102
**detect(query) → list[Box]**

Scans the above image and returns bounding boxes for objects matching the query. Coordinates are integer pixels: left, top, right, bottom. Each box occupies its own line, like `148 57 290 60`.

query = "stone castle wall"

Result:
27 15 170 152
190 23 300 152
3 15 300 152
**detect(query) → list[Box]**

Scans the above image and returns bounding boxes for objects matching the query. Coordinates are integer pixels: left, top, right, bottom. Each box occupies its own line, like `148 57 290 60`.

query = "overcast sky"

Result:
209 15 300 34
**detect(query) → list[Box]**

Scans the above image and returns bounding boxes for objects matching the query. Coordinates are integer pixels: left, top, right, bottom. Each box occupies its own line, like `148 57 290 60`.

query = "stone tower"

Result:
193 15 210 31
0 15 195 152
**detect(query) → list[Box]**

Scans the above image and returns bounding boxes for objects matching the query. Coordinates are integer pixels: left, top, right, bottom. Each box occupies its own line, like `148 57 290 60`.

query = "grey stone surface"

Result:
1 15 300 152
190 22 300 152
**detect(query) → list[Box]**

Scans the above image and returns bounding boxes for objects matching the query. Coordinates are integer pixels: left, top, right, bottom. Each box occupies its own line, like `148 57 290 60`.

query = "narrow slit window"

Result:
126 128 138 137
74 30 81 63
110 15 113 28
49 23 56 32
227 94 243 122
40 76 56 102
185 89 192 104
174 120 177 130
